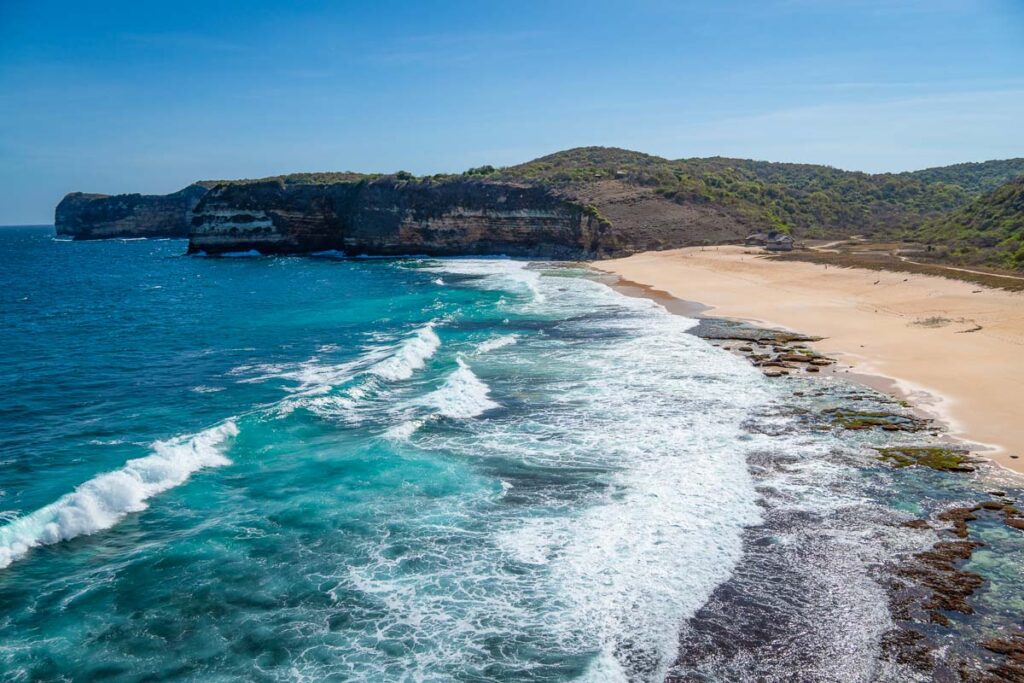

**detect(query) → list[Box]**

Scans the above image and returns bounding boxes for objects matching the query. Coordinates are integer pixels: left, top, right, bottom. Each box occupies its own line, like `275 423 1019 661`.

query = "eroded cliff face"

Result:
54 174 758 257
55 185 209 240
188 178 614 258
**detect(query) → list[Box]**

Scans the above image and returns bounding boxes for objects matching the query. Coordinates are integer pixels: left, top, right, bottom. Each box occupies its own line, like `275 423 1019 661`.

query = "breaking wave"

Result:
424 259 545 303
231 322 440 401
0 320 444 571
422 358 499 419
382 419 423 441
475 334 517 354
0 421 238 570
368 324 441 381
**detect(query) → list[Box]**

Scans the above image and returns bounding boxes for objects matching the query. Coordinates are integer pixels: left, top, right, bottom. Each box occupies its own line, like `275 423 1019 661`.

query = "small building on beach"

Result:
746 230 794 251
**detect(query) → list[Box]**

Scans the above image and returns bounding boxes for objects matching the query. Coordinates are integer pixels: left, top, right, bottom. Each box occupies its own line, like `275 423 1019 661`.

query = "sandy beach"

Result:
594 246 1024 473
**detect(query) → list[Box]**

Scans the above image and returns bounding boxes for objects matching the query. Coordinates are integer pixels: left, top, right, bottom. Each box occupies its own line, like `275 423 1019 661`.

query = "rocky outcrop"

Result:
188 177 614 258
55 184 209 240
563 179 766 253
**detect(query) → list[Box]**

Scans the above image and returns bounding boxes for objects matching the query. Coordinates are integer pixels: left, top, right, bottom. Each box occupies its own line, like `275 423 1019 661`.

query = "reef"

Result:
877 446 979 472
884 496 1024 681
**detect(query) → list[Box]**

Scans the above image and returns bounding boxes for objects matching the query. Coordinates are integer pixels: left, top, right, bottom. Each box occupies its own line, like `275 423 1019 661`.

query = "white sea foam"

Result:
234 358 363 396
0 421 238 570
228 323 442 423
475 334 517 354
422 358 499 418
382 419 423 441
379 356 498 439
255 261 896 682
424 259 545 303
191 385 225 394
369 324 441 381
377 266 770 679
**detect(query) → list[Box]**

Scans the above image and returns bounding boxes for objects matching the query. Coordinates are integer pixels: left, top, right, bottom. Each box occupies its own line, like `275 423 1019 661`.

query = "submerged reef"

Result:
682 316 1024 682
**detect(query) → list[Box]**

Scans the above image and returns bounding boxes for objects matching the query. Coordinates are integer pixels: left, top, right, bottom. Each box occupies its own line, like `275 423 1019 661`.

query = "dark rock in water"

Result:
881 628 939 671
902 518 932 530
900 540 984 614
938 506 979 538
55 184 210 240
981 635 1024 681
825 409 930 433
1006 518 1024 531
688 317 821 344
876 446 976 471
756 359 793 368
881 499 1024 680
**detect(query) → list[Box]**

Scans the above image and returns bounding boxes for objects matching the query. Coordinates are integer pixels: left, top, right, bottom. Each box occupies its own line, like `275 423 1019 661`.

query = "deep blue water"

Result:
1 227 1021 682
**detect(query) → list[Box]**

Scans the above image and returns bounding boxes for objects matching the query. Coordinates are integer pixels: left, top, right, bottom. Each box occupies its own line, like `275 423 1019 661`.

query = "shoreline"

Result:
592 246 1024 474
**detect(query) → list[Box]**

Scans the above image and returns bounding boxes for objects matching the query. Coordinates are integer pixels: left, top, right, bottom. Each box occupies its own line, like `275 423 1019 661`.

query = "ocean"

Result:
1 226 1021 682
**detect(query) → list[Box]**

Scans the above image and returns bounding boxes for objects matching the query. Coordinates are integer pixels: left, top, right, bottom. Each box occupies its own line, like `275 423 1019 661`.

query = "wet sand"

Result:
593 246 1024 473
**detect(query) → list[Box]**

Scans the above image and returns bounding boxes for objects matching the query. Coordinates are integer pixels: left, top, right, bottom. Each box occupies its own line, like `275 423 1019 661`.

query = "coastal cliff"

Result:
53 147 1024 260
188 177 615 258
55 184 209 240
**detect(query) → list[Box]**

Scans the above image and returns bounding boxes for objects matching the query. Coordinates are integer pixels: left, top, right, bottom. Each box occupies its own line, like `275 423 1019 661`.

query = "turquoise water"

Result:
0 228 774 681
2 227 1022 682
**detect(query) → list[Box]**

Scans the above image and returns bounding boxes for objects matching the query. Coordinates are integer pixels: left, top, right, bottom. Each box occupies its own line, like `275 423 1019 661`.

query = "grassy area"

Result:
770 249 1024 292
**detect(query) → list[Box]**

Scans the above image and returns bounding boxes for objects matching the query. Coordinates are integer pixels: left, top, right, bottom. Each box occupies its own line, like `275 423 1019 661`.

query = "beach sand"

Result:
594 246 1024 473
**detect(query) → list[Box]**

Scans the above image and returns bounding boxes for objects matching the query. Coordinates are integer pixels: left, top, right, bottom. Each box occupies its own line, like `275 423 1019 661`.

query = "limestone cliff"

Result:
55 184 209 240
188 178 614 258
52 147 1024 257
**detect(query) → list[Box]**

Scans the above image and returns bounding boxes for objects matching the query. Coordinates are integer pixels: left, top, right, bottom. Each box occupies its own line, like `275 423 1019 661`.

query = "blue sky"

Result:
1 0 1023 224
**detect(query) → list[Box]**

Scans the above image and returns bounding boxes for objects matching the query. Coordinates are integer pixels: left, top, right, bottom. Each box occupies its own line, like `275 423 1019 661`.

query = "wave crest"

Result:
423 358 499 419
0 421 238 570
475 334 517 354
425 259 545 303
369 324 441 381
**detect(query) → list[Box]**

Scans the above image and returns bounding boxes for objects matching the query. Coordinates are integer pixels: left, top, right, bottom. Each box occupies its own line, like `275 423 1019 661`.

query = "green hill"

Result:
494 147 1024 239
202 147 1023 249
900 159 1024 194
916 176 1024 270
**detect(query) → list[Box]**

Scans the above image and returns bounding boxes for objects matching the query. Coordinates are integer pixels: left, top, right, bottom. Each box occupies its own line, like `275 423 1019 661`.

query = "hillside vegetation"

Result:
199 146 1024 268
916 176 1024 270
493 147 1024 240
